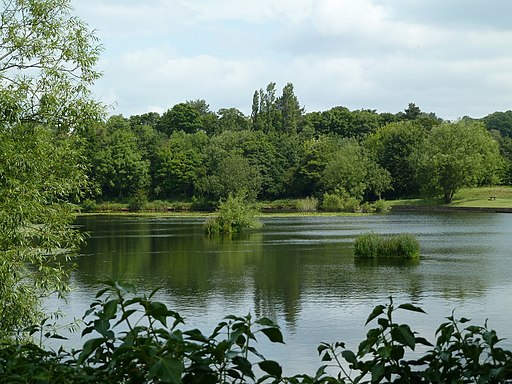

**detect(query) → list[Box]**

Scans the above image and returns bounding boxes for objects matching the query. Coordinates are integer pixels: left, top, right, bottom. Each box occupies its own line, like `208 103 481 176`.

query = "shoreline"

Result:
391 205 512 213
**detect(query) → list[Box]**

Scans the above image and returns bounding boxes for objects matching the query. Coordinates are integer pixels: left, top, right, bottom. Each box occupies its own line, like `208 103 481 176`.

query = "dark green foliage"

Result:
2 288 511 383
354 232 420 259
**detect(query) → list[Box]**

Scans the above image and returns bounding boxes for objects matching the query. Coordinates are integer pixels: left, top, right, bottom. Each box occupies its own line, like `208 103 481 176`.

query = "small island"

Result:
354 232 420 259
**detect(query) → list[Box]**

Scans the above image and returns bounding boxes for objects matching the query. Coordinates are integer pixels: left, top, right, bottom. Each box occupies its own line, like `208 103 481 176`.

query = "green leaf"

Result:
255 317 275 327
397 303 426 314
391 324 416 350
260 327 284 344
102 299 118 319
365 305 385 325
114 309 137 327
93 319 111 337
232 356 255 379
77 337 104 364
321 351 332 361
258 360 282 378
371 363 385 382
342 350 358 365
148 357 184 384
115 281 136 294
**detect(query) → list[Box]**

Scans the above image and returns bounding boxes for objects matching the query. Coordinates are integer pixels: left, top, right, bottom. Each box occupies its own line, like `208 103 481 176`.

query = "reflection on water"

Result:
52 211 512 374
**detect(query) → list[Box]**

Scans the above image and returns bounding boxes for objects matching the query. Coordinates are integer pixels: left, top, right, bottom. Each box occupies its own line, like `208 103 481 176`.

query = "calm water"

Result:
52 211 512 374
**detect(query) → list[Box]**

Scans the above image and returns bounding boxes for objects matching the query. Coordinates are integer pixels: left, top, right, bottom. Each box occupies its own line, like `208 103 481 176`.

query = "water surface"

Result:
55 211 512 374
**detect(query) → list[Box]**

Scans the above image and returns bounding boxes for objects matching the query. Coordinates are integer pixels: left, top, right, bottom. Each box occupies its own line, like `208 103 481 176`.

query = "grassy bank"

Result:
388 186 512 209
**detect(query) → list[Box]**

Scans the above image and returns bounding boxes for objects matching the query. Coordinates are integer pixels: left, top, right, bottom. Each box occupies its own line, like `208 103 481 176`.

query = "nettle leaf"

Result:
397 303 426 314
258 360 282 378
365 305 385 325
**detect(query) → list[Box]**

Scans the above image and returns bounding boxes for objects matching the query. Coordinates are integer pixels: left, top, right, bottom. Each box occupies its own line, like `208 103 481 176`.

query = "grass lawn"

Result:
389 186 512 209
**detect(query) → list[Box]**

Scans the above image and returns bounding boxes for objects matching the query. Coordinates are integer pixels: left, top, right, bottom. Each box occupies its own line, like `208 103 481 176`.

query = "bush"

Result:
293 196 318 212
2 284 512 383
80 198 98 213
321 191 361 212
204 193 262 234
373 198 390 212
128 189 148 212
320 193 345 211
354 232 420 259
360 201 376 213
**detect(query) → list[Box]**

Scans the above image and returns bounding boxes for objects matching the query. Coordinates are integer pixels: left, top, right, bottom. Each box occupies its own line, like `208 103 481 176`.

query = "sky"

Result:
73 0 512 121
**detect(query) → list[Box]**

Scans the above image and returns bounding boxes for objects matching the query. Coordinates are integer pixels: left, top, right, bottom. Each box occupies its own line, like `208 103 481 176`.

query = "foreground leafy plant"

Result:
0 284 511 383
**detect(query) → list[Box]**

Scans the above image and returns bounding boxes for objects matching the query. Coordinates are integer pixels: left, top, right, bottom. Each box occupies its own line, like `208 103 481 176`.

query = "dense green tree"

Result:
276 82 304 134
129 112 161 129
308 107 381 138
199 151 262 201
490 131 512 184
415 121 504 203
153 131 208 198
0 125 88 339
0 0 104 131
482 110 512 138
403 102 421 120
217 108 250 132
366 121 428 197
157 103 202 135
0 0 103 338
321 138 390 199
291 136 340 196
94 129 150 198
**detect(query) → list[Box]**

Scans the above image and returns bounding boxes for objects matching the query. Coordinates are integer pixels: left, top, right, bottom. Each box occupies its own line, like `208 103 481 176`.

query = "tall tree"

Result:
415 121 504 203
276 82 303 134
0 0 104 131
0 125 88 339
366 121 428 197
157 103 202 135
0 0 103 338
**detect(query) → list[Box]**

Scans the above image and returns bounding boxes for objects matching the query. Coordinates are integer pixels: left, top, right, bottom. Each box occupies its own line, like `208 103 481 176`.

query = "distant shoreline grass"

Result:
388 186 512 210
79 186 512 216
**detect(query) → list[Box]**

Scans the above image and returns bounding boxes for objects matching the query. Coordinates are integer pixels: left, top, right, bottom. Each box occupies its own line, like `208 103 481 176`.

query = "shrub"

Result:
204 192 262 234
128 189 147 212
294 196 318 212
80 198 98 213
321 191 361 212
321 193 345 211
360 201 376 213
354 232 420 259
373 198 390 212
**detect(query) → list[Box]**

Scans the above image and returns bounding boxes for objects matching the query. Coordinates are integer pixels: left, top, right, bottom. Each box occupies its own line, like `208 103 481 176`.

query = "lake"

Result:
51 211 512 375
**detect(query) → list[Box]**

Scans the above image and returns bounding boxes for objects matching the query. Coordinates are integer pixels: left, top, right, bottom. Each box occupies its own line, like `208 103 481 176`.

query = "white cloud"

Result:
73 0 512 120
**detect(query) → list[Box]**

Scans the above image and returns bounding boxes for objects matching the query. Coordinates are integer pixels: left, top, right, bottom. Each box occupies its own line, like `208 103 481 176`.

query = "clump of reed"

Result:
354 232 420 259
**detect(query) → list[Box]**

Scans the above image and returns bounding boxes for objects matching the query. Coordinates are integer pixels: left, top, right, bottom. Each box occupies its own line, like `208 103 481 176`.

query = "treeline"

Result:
79 82 510 207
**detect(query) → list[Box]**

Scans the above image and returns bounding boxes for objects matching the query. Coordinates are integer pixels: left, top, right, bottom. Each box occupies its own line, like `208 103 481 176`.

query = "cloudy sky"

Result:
73 0 512 120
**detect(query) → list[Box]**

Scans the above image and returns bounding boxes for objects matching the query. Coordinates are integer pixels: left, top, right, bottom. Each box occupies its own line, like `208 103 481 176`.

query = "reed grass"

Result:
354 232 420 259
